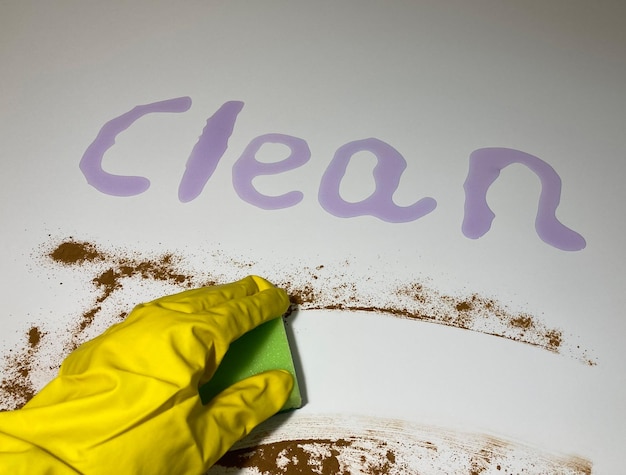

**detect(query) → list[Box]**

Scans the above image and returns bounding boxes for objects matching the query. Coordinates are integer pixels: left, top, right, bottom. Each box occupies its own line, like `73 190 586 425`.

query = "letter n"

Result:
462 147 586 251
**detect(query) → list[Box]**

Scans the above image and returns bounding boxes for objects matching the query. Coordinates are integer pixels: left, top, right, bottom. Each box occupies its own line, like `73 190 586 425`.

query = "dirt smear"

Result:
276 265 593 366
0 237 593 411
0 237 595 473
51 241 196 351
0 238 204 410
0 326 46 409
208 413 592 474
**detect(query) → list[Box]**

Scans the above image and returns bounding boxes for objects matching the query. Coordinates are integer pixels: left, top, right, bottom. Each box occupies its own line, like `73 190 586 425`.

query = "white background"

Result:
1 1 625 473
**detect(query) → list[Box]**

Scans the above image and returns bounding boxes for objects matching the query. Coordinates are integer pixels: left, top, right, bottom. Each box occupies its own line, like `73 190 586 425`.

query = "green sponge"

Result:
199 317 302 411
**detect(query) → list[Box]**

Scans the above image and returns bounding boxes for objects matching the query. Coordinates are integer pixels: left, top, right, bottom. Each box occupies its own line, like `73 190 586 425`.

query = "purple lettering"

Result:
232 134 311 209
462 147 586 251
79 97 192 196
318 138 437 222
79 98 586 253
178 101 244 202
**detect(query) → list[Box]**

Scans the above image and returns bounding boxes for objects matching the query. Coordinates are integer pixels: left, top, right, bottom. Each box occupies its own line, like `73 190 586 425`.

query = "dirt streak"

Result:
208 414 592 475
0 237 594 412
0 238 595 473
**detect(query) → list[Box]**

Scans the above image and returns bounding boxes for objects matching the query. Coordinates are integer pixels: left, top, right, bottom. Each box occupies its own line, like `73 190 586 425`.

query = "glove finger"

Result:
194 369 294 470
198 285 290 345
67 277 288 383
147 275 279 314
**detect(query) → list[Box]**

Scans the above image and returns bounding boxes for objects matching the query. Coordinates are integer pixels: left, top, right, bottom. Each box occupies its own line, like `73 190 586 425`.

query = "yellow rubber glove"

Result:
0 275 293 474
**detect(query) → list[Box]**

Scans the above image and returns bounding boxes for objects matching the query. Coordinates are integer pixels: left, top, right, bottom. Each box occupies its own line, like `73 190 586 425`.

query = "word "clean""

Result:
79 96 585 251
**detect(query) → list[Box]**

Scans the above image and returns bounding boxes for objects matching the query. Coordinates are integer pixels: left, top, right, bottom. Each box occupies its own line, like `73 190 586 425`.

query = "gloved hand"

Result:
0 275 293 474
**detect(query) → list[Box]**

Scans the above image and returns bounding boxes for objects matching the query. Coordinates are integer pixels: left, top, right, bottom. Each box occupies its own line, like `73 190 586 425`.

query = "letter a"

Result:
318 138 436 222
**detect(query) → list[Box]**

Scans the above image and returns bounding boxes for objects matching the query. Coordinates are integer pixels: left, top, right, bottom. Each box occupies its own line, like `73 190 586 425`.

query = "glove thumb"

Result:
195 369 294 470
